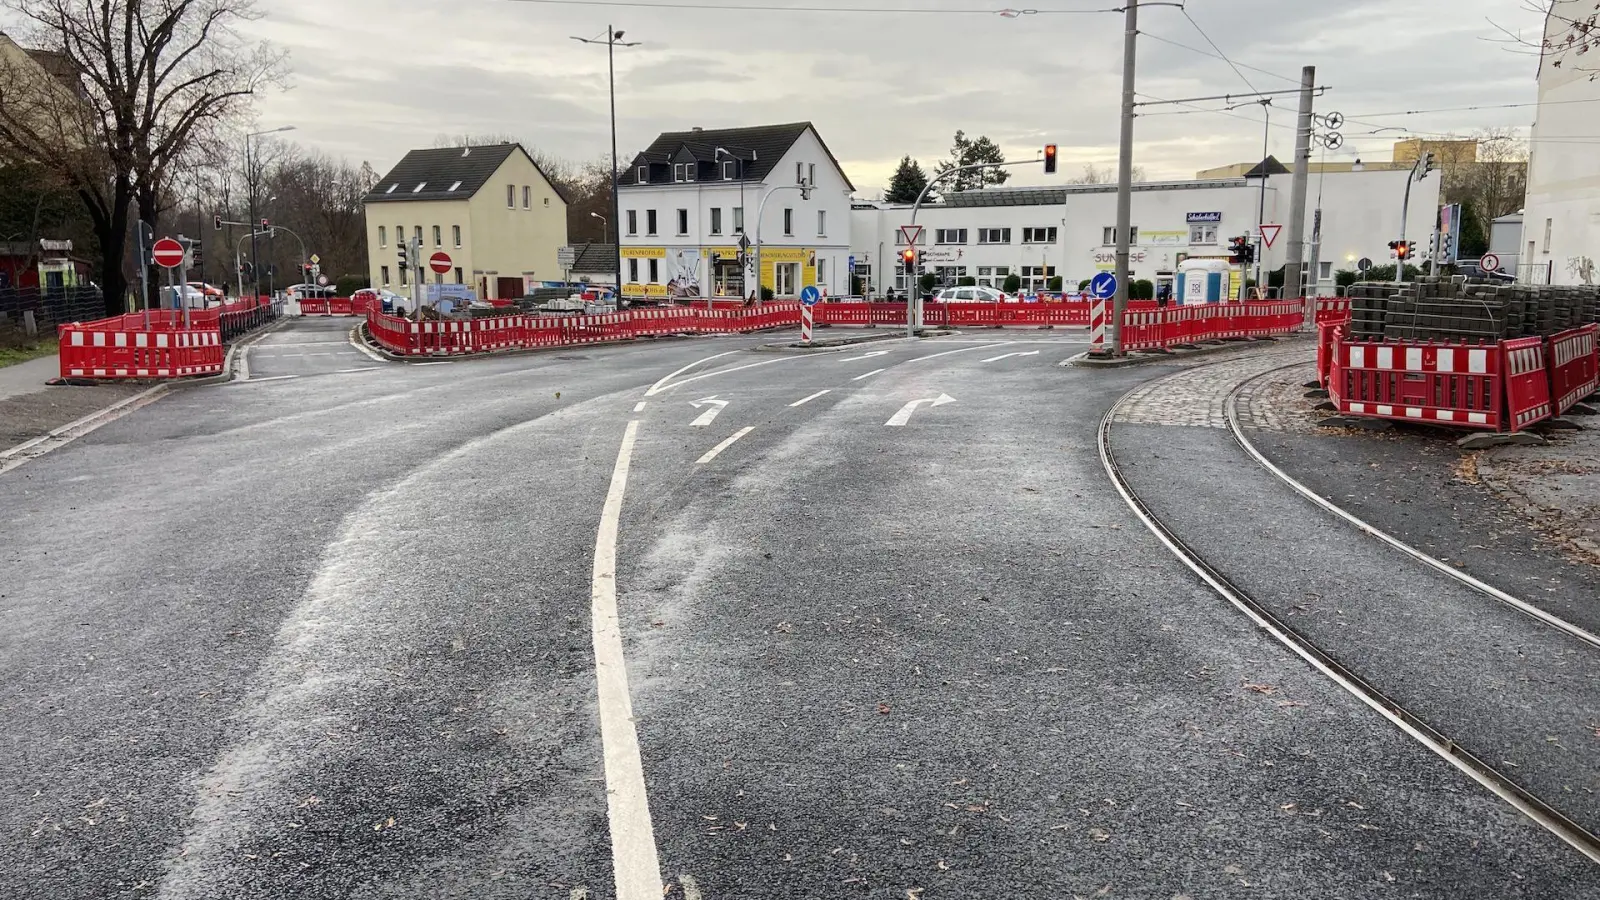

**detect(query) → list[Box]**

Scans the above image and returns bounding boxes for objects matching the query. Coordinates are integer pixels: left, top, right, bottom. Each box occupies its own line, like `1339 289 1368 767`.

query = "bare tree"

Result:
0 0 284 314
1489 0 1600 80
1068 162 1147 184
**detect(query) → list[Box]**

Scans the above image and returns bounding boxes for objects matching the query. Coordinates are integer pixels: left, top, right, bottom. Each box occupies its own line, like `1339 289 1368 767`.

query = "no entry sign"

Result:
429 251 452 274
152 237 185 268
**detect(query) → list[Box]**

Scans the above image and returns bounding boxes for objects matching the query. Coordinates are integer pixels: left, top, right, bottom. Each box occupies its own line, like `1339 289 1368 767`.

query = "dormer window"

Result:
637 165 647 183
674 163 686 182
722 160 737 180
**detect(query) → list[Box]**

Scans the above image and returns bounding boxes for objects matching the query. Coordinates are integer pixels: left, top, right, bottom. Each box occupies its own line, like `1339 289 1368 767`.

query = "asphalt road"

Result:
1 319 1594 899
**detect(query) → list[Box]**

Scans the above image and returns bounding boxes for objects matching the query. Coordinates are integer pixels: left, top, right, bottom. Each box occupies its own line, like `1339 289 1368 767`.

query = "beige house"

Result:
363 144 568 300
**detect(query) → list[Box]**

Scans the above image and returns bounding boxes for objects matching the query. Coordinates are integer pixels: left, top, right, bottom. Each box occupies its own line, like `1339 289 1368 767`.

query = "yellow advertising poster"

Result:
756 248 817 294
621 247 665 259
622 283 646 297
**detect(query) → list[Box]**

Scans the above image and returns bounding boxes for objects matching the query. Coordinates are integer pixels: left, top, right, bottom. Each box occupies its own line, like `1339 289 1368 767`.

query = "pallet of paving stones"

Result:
1345 278 1599 343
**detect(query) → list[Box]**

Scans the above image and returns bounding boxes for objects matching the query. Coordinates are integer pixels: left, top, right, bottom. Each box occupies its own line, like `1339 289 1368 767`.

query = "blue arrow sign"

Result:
1090 272 1118 300
799 285 822 307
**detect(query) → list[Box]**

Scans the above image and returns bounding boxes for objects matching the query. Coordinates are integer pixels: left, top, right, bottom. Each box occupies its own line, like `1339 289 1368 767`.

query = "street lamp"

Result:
715 146 756 301
571 27 640 304
245 125 294 298
590 210 609 243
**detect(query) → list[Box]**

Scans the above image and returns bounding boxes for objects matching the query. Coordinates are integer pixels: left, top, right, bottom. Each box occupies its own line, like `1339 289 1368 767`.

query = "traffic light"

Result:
1043 144 1058 175
1228 235 1249 265
398 240 409 270
260 217 269 228
213 214 223 231
901 248 917 268
1395 240 1412 260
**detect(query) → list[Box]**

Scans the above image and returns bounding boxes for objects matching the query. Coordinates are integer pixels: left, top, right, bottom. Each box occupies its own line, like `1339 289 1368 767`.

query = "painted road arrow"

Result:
885 393 956 427
982 350 1042 363
690 396 730 427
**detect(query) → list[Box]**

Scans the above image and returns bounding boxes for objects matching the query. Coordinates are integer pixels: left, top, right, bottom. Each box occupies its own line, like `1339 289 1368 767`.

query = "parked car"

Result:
161 284 212 308
352 288 407 313
285 283 337 302
932 285 1010 303
186 281 224 300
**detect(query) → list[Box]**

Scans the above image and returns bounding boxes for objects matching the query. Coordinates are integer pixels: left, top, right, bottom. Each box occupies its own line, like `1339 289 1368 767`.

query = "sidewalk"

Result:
1479 425 1600 561
0 354 60 402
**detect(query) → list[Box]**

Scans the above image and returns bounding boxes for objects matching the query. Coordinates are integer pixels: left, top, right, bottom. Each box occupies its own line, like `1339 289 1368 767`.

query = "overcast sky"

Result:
241 0 1546 195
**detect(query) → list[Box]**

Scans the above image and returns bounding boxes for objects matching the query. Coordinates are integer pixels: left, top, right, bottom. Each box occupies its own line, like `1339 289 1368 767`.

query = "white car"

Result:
933 285 1010 303
285 283 337 301
162 284 211 308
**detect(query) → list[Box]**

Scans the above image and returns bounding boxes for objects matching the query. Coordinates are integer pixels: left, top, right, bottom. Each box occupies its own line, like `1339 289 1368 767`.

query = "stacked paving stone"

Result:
1346 276 1599 343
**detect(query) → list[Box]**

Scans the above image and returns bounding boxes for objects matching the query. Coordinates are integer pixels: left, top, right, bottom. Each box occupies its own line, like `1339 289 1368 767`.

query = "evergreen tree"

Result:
884 156 930 204
934 130 1010 193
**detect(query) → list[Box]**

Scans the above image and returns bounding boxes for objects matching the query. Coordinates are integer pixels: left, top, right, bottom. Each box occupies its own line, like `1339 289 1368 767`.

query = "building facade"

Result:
362 144 568 300
851 167 1440 298
615 122 853 301
1522 0 1600 285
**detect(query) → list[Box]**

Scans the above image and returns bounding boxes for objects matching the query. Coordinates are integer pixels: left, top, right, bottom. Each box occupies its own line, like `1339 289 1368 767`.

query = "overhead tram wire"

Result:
1180 6 1264 97
1138 31 1301 85
507 0 1122 13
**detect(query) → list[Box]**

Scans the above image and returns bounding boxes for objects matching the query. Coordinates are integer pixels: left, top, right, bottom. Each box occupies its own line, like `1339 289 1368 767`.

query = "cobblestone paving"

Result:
1112 344 1315 429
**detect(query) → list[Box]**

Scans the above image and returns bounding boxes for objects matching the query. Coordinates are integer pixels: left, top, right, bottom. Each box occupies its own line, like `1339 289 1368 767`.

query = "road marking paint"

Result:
591 420 665 898
645 350 740 396
690 396 729 427
652 356 803 395
680 874 704 900
633 401 648 412
838 349 893 362
0 385 168 477
570 889 588 900
410 361 455 367
349 328 388 363
229 375 300 385
885 393 957 427
851 368 885 381
334 367 381 374
697 426 755 464
789 390 831 407
912 343 1011 363
982 350 1042 363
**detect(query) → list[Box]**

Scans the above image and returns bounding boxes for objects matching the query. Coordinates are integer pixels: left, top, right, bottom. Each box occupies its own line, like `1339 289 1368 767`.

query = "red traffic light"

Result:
1395 240 1412 259
901 248 917 265
1044 144 1058 175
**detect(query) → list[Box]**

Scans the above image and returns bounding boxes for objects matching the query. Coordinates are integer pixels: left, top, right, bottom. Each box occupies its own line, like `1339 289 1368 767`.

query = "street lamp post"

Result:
245 125 294 298
714 146 756 302
591 211 609 243
572 27 640 305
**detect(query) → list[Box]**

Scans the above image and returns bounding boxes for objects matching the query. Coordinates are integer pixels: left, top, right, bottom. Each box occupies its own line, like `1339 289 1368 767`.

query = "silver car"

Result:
933 285 1008 303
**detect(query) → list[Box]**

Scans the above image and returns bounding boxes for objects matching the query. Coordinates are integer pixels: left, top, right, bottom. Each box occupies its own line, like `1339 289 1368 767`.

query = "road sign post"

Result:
1089 272 1117 355
799 284 820 345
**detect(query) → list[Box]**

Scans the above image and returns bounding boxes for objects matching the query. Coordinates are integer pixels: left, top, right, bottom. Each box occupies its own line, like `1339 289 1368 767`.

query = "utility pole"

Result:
1110 0 1137 355
1282 65 1315 315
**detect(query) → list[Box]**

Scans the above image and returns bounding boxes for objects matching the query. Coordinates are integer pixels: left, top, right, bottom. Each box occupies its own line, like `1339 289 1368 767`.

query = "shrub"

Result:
1047 276 1063 292
919 273 937 293
1078 278 1092 290
1002 273 1023 294
335 274 369 296
1131 279 1155 300
957 276 977 287
760 286 774 301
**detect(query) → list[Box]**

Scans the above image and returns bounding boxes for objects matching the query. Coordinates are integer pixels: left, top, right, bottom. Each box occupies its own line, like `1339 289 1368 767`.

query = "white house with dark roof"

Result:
616 122 854 301
362 143 568 301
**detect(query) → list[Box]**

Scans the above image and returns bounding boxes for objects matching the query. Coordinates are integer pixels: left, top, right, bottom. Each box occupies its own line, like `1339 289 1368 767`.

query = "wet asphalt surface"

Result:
1 320 1595 899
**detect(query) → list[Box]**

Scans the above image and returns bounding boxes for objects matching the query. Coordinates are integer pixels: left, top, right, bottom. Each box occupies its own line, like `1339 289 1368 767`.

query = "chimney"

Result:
462 147 470 157
692 126 703 132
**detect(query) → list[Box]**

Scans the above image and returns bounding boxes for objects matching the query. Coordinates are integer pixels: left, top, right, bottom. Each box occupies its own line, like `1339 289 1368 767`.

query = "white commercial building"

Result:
616 122 854 301
1521 0 1600 285
850 165 1440 299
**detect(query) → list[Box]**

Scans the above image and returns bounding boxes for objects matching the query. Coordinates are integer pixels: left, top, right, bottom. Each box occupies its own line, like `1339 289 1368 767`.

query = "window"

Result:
1101 226 1138 245
977 228 1011 245
648 258 659 283
783 208 794 236
381 265 390 285
936 229 968 245
637 165 648 183
1544 217 1553 252
412 182 426 194
733 207 744 234
413 226 422 244
544 197 550 207
676 209 689 235
454 266 463 284
452 225 461 247
378 226 387 247
935 265 968 285
1022 227 1057 244
808 163 816 186
434 272 444 285
1189 223 1219 245
1021 265 1056 291
399 264 409 286
627 210 638 236
722 160 737 180
507 184 515 208
646 210 658 236
448 180 462 192
895 231 908 246
675 162 693 183
817 210 827 236
397 225 404 247
710 208 723 235
796 162 803 183
433 225 442 247
385 184 398 194
1319 261 1333 280
817 257 828 284
629 258 639 283
977 266 1011 288
523 186 531 209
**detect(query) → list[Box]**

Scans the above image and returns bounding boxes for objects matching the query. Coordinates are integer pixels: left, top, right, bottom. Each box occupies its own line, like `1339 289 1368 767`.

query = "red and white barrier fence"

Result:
57 295 275 380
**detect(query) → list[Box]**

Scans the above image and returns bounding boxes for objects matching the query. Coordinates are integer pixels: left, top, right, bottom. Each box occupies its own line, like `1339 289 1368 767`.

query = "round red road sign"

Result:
152 237 185 268
429 251 452 274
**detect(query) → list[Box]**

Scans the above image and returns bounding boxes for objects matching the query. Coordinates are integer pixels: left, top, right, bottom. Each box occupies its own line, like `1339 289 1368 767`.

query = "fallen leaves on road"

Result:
1243 683 1277 695
1087 827 1110 843
373 817 396 832
877 703 892 715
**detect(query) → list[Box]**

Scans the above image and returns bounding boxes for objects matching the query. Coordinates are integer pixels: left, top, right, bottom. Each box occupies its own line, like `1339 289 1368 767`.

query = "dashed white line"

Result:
410 361 455 367
679 874 705 900
851 368 885 381
789 390 831 407
591 421 664 898
696 426 755 465
913 343 1012 363
229 375 300 385
633 401 648 412
334 367 381 374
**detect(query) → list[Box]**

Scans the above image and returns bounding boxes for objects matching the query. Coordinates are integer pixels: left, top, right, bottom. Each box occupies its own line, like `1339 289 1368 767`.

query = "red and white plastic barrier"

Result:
1329 339 1504 430
1547 324 1598 416
59 322 224 379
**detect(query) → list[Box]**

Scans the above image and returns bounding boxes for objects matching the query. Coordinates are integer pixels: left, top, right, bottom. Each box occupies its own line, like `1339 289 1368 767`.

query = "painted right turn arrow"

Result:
885 393 956 427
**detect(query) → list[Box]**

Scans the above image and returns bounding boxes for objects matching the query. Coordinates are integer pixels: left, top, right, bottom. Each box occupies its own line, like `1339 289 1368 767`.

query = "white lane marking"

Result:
789 390 831 407
851 368 886 381
680 874 705 900
570 888 588 900
696 426 755 464
228 375 300 385
334 367 381 375
349 328 387 363
645 350 740 397
0 385 168 477
689 396 729 427
591 421 665 898
912 342 1011 363
410 361 455 367
633 401 648 412
651 356 804 396
839 349 893 362
238 345 253 381
885 393 957 427
982 350 1042 363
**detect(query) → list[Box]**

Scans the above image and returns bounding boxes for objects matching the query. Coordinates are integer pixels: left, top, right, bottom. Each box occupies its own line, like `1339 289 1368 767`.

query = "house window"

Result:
399 264 408 286
454 267 463 284
452 225 461 247
935 265 967 285
414 226 422 244
674 163 686 182
1189 223 1218 245
396 225 404 246
676 209 689 235
381 265 390 285
1102 226 1138 245
977 266 1011 288
637 165 648 183
647 210 658 236
627 210 638 236
629 258 639 283
817 257 828 284
544 197 550 207
710 208 723 235
722 160 737 180
783 209 794 235
1020 265 1057 291
1022 227 1057 244
378 226 387 247
936 229 968 245
523 186 532 209
648 258 659 283
507 184 515 208
796 162 804 183
977 228 1010 244
433 225 442 247
808 163 816 186
733 207 744 233
817 210 827 236
1319 261 1333 280
1544 217 1553 252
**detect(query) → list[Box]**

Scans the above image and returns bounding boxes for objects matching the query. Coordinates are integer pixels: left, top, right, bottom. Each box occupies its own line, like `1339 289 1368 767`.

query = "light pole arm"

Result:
752 183 810 303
